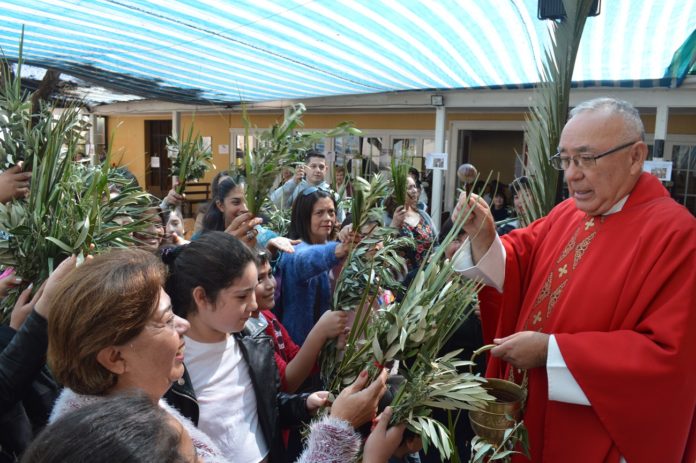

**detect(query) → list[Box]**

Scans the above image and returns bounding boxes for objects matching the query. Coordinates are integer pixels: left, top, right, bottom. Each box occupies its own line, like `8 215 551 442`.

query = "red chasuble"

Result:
479 173 696 463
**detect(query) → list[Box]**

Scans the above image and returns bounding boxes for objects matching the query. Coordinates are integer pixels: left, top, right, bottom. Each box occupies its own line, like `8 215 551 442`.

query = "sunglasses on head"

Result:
302 185 333 196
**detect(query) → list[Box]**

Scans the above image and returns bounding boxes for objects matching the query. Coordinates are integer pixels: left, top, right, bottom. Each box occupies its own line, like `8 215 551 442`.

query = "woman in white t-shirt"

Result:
163 231 327 463
163 231 411 463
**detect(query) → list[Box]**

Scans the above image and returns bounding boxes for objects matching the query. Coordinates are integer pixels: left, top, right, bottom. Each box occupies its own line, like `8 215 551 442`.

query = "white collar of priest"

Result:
603 195 629 216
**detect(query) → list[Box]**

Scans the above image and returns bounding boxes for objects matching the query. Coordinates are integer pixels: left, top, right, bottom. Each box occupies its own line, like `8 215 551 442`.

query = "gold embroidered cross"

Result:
558 264 568 278
584 217 595 231
532 311 542 324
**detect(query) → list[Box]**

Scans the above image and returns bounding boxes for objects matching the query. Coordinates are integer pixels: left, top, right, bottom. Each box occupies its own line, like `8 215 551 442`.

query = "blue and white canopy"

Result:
0 0 694 104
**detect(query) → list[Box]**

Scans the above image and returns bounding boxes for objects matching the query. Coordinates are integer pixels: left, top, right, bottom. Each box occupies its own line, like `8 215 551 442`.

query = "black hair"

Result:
491 189 508 207
438 218 466 244
305 150 325 162
202 175 245 232
254 248 270 267
162 207 183 226
510 176 530 196
21 392 186 463
210 170 230 199
195 170 231 218
163 231 256 318
288 188 337 243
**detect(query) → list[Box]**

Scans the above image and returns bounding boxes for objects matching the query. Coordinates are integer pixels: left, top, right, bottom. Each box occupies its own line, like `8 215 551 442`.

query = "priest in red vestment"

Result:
452 97 696 463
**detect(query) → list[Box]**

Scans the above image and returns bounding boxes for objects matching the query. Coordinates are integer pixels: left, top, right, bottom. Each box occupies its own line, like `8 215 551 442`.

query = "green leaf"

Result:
45 236 74 253
473 443 493 462
490 450 516 460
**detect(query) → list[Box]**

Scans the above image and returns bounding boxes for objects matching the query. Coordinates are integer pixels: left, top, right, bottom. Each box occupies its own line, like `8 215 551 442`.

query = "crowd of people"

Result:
0 97 694 463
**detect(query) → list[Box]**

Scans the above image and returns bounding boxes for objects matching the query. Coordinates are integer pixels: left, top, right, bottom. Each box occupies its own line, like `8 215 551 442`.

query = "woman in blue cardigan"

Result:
276 186 352 344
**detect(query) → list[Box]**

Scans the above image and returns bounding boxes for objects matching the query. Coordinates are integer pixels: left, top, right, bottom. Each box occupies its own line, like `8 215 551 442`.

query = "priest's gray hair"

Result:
569 97 645 142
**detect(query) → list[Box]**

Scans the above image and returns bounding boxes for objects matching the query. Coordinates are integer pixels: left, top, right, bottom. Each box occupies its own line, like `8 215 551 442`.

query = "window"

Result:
670 143 696 216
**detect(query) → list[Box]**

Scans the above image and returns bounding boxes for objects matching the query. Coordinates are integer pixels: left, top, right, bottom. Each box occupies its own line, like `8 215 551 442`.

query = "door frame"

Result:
447 120 526 211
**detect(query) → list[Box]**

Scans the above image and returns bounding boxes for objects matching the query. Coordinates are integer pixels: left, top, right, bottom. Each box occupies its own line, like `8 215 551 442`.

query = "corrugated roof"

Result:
0 0 694 104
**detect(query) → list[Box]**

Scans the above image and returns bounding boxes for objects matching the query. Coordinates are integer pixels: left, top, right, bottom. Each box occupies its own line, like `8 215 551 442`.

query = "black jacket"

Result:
164 332 311 463
0 312 61 462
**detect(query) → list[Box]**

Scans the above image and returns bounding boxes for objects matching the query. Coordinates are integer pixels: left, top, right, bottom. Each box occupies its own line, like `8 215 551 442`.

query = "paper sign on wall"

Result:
644 160 672 181
425 152 447 170
150 156 160 168
218 144 229 154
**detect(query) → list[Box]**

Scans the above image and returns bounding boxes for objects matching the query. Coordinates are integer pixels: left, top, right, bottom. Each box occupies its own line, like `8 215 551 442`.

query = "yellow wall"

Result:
667 115 696 135
448 112 526 122
469 131 525 185
108 115 169 188
180 114 233 184
619 114 696 136
107 110 696 191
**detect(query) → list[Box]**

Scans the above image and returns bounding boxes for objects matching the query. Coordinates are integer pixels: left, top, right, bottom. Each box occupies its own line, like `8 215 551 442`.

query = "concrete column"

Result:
172 111 181 141
653 104 668 158
88 113 97 166
171 111 182 190
431 106 446 230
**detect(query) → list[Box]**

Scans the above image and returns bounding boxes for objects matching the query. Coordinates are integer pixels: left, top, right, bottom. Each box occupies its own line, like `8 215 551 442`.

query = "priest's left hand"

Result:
491 331 549 370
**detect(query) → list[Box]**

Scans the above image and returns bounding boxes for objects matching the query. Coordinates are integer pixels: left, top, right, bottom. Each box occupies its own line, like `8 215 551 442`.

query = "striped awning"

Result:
0 0 694 104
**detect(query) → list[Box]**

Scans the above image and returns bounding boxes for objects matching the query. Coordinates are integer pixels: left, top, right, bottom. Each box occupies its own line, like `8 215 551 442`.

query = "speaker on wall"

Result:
538 0 601 20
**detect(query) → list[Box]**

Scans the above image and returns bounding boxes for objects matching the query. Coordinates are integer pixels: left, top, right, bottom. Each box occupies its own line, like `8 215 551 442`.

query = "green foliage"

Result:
237 103 361 216
262 203 292 237
331 173 401 315
333 229 411 311
167 122 214 196
0 39 153 320
390 157 410 207
469 420 530 463
320 172 413 388
394 355 491 460
521 0 596 223
322 191 498 458
0 30 58 171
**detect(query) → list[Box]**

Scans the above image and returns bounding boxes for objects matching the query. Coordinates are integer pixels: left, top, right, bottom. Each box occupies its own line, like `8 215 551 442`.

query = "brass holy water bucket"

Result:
468 344 526 445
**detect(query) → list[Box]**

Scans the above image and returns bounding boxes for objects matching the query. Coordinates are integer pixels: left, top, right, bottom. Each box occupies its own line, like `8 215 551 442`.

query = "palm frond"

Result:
0 39 153 320
521 0 597 223
237 104 362 217
167 121 215 196
321 194 496 458
390 157 410 207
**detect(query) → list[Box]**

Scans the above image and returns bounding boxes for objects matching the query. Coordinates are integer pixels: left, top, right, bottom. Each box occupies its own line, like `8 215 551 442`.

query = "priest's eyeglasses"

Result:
549 140 639 170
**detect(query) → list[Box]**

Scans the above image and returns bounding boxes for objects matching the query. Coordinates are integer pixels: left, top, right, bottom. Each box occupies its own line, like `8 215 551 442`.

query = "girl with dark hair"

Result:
277 188 355 344
191 170 229 236
198 175 261 244
23 392 197 463
162 231 323 462
198 175 294 255
490 190 510 222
